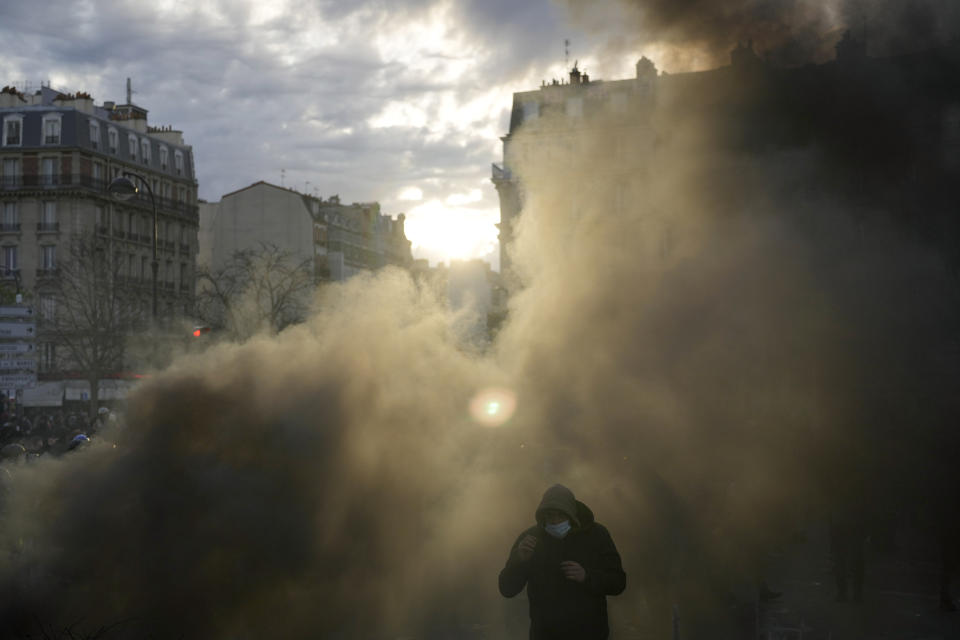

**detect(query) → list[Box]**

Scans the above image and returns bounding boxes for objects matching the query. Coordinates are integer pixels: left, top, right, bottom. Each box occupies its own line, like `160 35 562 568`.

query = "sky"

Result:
0 0 654 270
4 1 955 269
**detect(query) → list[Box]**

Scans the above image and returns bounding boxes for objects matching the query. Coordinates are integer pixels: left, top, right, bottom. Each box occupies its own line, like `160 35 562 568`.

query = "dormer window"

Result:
89 120 100 149
174 150 183 176
141 139 150 165
2 116 23 146
523 101 539 121
128 133 138 159
159 145 169 170
108 127 118 154
42 114 62 145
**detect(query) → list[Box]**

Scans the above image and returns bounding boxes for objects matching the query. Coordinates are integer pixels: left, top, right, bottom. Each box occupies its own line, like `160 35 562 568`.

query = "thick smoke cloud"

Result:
1 32 959 640
559 0 960 68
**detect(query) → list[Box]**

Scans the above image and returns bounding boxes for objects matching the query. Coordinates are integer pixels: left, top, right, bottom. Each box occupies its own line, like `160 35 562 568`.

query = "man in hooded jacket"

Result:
499 484 626 640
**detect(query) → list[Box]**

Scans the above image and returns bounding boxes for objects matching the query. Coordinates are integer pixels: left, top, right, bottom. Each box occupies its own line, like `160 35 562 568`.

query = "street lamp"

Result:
108 172 158 321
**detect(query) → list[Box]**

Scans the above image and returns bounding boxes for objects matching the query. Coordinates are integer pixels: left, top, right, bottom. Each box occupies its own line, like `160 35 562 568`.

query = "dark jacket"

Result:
499 498 626 640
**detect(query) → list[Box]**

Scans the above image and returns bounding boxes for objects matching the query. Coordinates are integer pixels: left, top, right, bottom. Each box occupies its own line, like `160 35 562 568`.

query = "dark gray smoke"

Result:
560 0 960 68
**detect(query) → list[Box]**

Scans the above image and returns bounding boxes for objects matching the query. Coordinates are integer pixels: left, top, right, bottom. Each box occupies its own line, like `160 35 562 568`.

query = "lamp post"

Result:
108 172 158 321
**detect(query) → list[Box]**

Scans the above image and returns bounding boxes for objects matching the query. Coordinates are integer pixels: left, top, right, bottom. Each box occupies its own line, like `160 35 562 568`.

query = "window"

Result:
108 127 118 153
89 120 100 149
110 166 120 180
141 256 147 280
128 134 138 159
1 245 17 270
162 182 171 199
177 186 187 203
40 342 55 373
523 101 539 121
127 212 134 234
41 157 57 186
40 295 56 322
159 146 169 170
1 158 19 186
92 161 104 182
141 139 150 165
41 245 56 269
41 201 56 225
42 114 62 144
179 262 187 286
2 116 23 146
174 150 183 176
2 202 17 229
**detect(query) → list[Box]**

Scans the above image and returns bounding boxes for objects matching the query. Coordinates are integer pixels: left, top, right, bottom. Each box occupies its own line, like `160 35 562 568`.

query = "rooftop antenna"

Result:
565 38 570 69
305 180 312 195
126 77 133 104
281 169 286 187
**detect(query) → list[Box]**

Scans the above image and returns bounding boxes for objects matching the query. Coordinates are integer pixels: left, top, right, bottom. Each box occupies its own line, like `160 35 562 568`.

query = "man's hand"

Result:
516 534 538 562
561 560 586 583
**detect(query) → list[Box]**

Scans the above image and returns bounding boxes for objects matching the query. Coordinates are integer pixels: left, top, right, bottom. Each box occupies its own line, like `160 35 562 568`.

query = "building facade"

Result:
0 83 199 374
493 41 960 286
200 180 412 282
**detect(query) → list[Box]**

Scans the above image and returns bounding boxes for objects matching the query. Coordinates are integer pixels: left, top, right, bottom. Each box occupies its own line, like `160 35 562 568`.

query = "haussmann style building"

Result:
0 81 199 386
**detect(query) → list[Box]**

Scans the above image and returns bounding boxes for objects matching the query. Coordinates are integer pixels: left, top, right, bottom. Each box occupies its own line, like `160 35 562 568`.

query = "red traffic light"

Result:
192 326 212 337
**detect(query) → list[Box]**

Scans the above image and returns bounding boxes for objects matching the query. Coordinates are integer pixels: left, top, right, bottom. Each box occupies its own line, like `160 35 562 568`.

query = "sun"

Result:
402 199 499 265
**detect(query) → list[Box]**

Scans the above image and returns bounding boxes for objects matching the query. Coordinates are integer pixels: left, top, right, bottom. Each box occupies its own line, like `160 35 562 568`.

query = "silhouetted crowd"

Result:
0 397 119 460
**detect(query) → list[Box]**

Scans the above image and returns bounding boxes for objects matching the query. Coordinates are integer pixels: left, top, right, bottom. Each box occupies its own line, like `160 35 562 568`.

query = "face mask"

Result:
544 520 571 539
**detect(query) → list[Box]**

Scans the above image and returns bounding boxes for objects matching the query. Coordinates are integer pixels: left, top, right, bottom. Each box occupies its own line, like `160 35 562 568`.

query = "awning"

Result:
21 381 64 407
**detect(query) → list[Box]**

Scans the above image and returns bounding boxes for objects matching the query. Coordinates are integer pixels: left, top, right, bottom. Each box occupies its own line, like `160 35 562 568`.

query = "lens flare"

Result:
469 387 517 427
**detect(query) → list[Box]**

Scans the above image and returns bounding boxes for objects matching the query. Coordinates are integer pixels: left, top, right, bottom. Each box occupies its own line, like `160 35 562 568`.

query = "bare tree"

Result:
195 242 314 341
43 232 141 416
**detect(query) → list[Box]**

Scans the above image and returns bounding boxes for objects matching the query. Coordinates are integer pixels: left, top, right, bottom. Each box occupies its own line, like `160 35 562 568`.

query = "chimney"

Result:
569 62 581 85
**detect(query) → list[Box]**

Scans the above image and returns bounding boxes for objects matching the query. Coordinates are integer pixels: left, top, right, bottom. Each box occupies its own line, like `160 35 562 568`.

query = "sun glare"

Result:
469 387 517 427
403 199 498 264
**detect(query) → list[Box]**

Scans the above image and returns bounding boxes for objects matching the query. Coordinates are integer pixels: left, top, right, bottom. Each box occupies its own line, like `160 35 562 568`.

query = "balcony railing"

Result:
0 223 21 233
491 163 513 182
0 174 199 221
36 267 59 279
179 243 190 255
36 222 59 233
